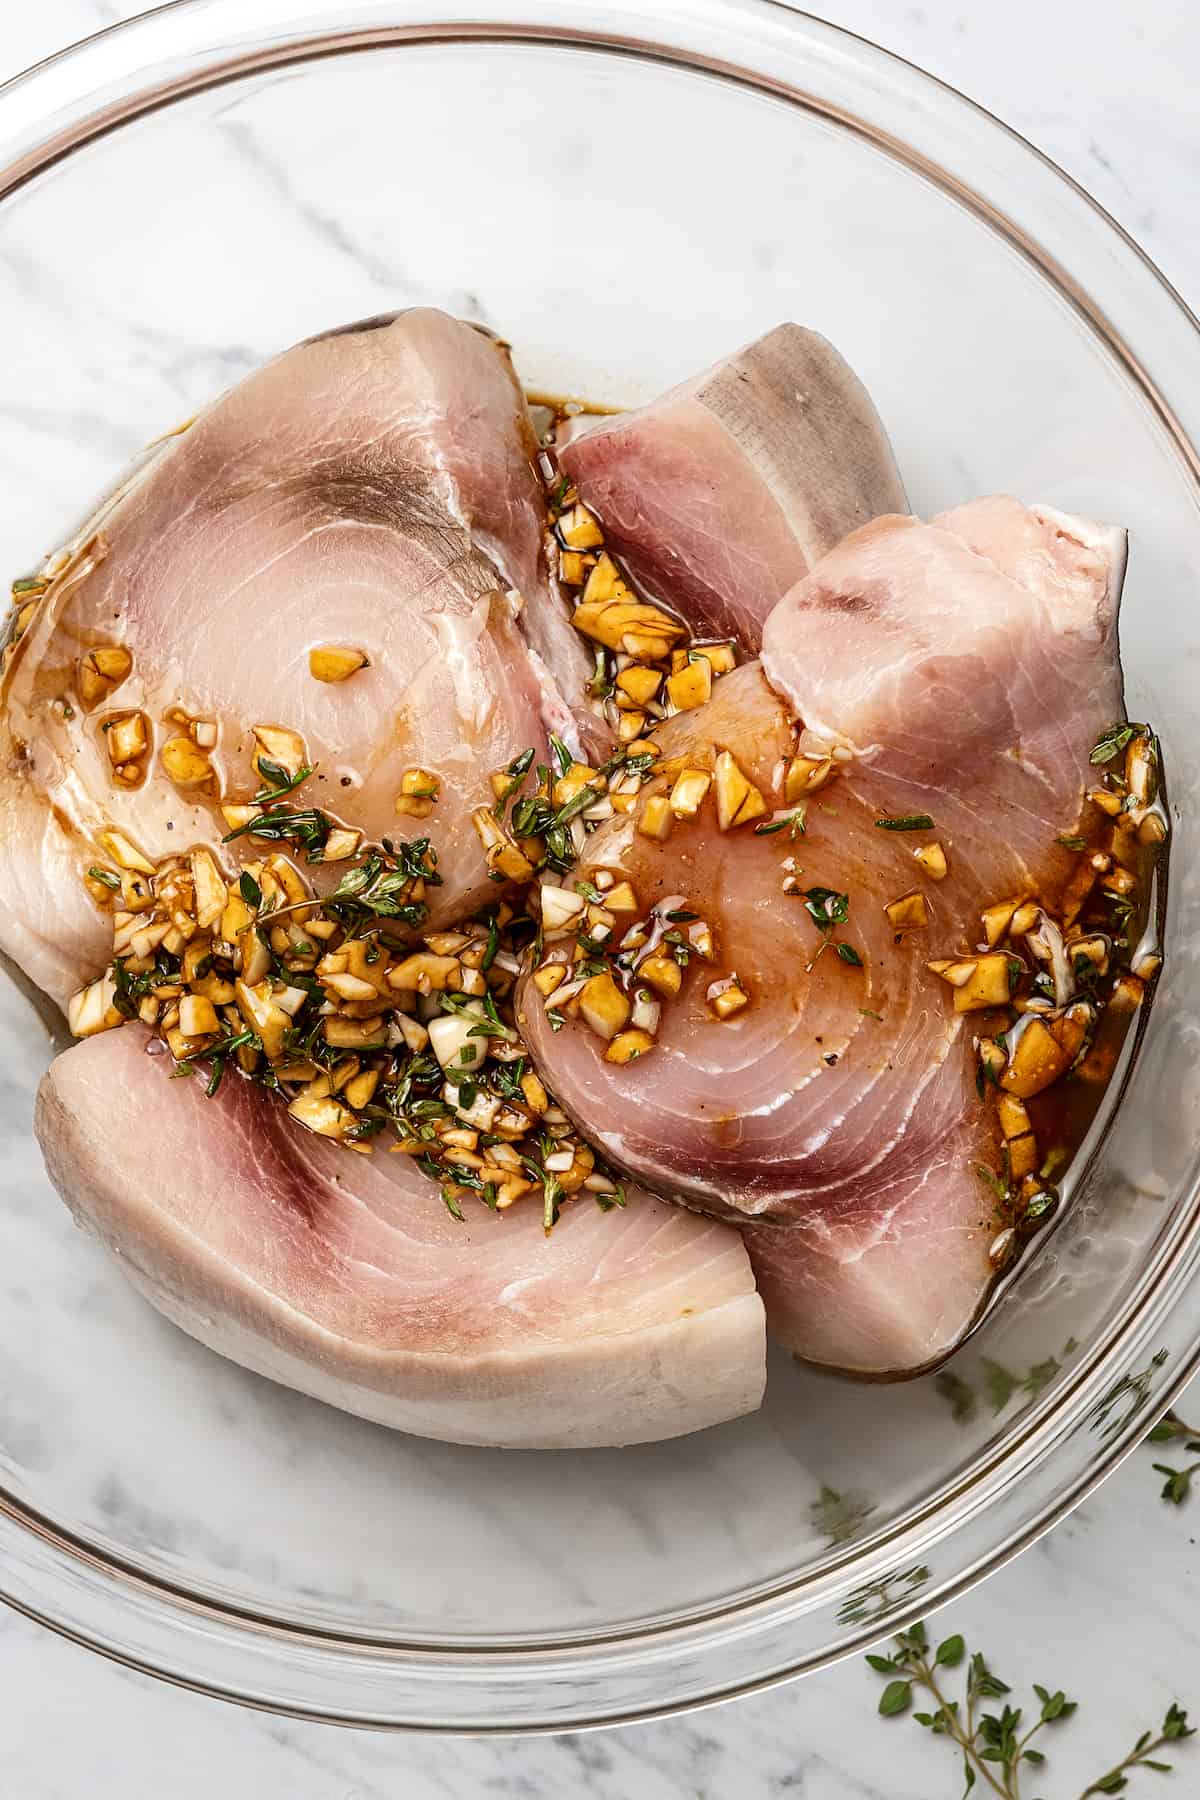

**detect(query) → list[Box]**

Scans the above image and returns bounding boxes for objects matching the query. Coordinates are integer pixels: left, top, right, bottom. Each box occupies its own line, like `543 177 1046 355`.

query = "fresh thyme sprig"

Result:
253 758 313 802
498 741 650 873
803 886 850 931
801 885 855 971
323 842 441 928
1090 723 1144 766
110 949 180 1019
223 803 333 860
1145 1411 1200 1504
202 1028 260 1098
1079 1709 1196 1795
755 805 807 839
867 1621 1193 1798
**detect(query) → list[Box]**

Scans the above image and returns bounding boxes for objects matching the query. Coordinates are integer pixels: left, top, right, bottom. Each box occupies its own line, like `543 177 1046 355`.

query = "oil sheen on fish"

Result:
518 500 1127 1374
0 309 599 1009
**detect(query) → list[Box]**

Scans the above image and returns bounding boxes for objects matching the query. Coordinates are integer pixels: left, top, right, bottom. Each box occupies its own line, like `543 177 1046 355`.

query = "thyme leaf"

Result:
803 887 850 930
874 813 935 832
1090 723 1142 765
973 1161 1011 1210
253 759 312 802
324 844 441 929
223 804 333 861
755 806 807 838
492 747 536 819
549 734 574 777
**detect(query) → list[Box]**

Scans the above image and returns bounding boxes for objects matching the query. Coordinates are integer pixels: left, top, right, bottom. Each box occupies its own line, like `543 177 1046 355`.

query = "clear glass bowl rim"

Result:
1 0 1199 1732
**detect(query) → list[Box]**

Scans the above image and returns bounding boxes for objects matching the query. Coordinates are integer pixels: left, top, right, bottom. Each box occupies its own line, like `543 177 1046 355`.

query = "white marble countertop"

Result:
3 2 1199 1795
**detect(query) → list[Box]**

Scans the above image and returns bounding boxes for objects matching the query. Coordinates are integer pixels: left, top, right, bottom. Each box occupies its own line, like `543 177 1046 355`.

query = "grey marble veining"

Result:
2 1442 1198 1800
1 2 1199 1795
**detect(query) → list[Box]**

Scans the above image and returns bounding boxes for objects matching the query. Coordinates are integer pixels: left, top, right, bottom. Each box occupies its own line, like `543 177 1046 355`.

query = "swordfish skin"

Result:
0 309 595 1011
36 1027 766 1449
518 499 1127 1375
559 323 907 649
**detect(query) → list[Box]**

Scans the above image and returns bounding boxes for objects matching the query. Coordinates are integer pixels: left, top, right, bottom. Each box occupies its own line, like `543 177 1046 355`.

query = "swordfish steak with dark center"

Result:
0 308 599 1010
36 1027 766 1448
559 323 907 649
518 498 1128 1374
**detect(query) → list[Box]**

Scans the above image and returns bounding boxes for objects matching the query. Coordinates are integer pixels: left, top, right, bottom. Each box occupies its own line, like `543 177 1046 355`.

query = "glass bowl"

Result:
1 0 1198 1733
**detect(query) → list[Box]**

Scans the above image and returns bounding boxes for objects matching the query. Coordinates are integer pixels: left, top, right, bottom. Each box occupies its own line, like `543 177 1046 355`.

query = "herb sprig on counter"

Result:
1145 1410 1200 1505
866 1620 1194 1797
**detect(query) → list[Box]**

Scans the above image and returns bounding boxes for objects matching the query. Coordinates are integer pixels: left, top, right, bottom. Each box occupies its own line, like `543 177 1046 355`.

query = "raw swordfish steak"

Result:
37 1027 766 1449
8 291 1146 1431
559 323 907 649
518 498 1129 1375
0 308 599 1010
